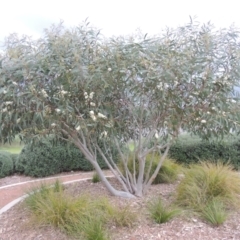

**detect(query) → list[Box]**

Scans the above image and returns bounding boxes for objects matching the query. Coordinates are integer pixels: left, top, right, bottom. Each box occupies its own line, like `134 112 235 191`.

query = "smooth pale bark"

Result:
62 129 136 198
135 156 145 197
144 145 170 192
75 139 135 198
92 161 135 198
96 143 134 194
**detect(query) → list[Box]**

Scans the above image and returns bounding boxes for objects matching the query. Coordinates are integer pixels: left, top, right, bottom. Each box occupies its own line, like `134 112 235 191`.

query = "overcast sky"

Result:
1 0 240 45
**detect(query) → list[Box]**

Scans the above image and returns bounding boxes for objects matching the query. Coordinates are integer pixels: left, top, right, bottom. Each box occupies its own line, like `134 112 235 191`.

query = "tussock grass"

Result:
175 161 240 225
200 198 228 226
175 162 240 211
92 172 101 183
25 181 89 230
108 204 138 227
25 180 137 239
147 197 181 224
78 216 110 240
155 158 182 184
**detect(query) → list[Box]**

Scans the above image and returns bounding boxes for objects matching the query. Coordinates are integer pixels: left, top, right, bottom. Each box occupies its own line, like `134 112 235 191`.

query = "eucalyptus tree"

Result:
1 20 240 198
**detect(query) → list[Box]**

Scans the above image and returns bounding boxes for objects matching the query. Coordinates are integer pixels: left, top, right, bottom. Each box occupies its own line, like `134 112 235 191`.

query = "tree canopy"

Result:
1 20 240 197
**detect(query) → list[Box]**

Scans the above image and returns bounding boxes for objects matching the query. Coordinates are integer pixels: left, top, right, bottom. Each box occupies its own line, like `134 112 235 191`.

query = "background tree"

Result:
1 20 240 197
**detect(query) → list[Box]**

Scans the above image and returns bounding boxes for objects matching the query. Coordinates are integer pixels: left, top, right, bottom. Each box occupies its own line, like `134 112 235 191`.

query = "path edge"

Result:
0 176 114 215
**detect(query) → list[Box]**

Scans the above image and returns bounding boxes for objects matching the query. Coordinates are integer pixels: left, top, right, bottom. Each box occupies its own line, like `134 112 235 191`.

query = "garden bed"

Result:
1 178 240 240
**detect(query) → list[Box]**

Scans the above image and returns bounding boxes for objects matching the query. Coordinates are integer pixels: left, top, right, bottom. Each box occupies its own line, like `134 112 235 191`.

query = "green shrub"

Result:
0 152 14 178
10 153 19 172
16 137 118 177
147 197 181 224
52 143 93 172
16 139 92 177
16 140 63 177
119 152 181 184
175 162 240 211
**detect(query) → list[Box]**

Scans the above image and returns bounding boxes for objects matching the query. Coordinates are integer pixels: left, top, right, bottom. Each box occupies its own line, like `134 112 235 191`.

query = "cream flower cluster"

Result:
41 89 48 98
75 125 81 131
84 91 95 106
89 111 108 122
84 92 94 100
100 130 108 138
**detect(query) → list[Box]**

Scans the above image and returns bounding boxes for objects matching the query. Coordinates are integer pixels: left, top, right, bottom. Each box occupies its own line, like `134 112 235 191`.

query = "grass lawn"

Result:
0 146 23 154
0 138 23 154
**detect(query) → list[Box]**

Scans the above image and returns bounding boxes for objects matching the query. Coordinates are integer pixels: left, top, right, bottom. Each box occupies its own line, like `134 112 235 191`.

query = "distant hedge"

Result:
168 134 240 169
4 133 240 179
16 137 118 177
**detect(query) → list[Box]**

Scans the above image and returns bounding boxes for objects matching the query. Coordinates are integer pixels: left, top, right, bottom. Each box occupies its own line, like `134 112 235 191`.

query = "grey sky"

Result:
1 0 240 44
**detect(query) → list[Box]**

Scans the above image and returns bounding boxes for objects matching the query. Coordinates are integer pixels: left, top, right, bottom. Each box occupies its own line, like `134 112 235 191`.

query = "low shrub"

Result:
0 151 14 178
175 162 240 211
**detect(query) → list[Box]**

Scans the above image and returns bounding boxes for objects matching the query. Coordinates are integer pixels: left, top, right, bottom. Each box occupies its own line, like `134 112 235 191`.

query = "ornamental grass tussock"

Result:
175 161 240 225
92 172 101 183
24 180 138 239
147 197 181 224
200 198 228 226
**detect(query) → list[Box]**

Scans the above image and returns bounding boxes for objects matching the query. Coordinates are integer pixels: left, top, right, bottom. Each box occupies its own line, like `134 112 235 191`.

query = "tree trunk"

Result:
135 156 144 197
92 162 136 198
70 136 136 198
144 145 170 191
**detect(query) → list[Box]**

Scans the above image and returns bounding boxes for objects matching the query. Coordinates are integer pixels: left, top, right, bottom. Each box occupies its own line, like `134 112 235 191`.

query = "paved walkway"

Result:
0 171 113 214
